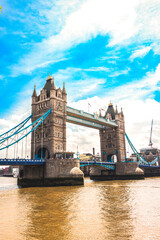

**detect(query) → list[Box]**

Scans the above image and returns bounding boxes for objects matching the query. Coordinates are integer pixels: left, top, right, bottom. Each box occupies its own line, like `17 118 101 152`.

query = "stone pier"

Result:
18 159 84 187
90 162 144 181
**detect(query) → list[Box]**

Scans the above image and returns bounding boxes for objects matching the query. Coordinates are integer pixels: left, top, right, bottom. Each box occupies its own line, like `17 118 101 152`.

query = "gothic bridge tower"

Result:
31 74 67 159
100 103 126 162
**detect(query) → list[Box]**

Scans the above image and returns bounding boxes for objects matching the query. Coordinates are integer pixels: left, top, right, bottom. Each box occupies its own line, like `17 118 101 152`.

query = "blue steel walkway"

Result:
0 159 159 169
0 159 45 165
0 159 115 169
67 106 118 129
80 161 115 170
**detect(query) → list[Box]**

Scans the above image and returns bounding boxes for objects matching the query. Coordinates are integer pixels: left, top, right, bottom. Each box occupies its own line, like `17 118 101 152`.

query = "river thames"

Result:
0 177 160 240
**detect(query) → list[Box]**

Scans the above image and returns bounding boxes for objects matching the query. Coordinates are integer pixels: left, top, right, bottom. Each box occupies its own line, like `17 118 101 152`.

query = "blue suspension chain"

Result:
0 109 51 151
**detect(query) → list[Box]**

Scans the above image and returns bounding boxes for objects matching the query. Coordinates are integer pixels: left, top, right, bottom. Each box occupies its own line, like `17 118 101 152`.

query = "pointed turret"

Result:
121 107 124 116
62 82 66 94
115 105 118 114
32 85 37 97
51 77 56 90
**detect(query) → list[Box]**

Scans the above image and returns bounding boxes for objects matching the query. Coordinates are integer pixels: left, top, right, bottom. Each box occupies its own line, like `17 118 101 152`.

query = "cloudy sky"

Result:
1 0 160 156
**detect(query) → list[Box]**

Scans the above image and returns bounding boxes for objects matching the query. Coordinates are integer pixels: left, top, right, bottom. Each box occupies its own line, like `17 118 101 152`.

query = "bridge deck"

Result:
67 106 118 129
0 159 45 165
0 158 158 169
80 161 115 170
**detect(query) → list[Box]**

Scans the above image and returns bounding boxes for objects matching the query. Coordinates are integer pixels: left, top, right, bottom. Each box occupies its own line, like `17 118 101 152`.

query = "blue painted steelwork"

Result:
0 114 32 142
125 133 149 165
67 115 106 129
80 161 115 170
149 156 159 165
0 109 51 151
125 133 159 166
0 158 45 165
139 164 160 168
67 106 118 128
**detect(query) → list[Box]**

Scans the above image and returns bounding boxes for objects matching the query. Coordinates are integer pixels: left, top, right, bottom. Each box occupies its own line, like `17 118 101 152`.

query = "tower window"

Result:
108 134 111 140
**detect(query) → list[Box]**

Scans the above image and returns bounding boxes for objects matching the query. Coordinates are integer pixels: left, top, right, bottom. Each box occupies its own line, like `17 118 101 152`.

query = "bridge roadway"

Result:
0 158 115 170
66 106 118 129
80 161 115 170
0 159 159 171
0 159 45 165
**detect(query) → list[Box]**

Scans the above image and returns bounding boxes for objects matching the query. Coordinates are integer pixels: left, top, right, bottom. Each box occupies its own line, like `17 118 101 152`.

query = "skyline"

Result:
1 0 160 154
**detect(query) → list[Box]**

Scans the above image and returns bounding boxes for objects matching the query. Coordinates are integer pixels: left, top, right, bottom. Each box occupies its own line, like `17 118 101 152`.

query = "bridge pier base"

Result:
18 159 84 187
90 162 144 181
115 162 144 180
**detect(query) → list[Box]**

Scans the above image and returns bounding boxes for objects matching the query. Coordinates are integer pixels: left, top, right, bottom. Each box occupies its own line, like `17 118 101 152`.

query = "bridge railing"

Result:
0 158 46 165
80 161 115 170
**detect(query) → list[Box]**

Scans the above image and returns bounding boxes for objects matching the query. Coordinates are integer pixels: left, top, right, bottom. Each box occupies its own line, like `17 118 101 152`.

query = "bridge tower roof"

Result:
43 74 56 93
105 101 115 120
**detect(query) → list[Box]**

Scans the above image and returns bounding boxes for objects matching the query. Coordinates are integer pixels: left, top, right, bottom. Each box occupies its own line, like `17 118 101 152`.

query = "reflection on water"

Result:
0 177 160 240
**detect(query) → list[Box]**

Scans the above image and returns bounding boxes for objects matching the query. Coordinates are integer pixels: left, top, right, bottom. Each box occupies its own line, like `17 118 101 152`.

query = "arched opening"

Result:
37 147 50 159
107 154 113 162
107 154 117 162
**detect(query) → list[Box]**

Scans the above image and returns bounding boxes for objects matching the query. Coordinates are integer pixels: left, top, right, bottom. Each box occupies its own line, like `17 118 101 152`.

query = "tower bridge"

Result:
31 74 126 163
0 74 145 186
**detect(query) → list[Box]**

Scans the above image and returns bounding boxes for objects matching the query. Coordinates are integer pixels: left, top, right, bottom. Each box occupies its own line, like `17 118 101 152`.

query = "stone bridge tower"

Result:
31 74 67 159
100 103 126 162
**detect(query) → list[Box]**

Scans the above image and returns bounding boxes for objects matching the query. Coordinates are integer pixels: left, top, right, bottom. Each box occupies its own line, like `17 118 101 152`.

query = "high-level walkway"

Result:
67 106 118 129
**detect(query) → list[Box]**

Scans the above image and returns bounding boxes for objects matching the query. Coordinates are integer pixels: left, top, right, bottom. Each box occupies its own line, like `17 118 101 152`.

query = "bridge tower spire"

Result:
31 74 67 159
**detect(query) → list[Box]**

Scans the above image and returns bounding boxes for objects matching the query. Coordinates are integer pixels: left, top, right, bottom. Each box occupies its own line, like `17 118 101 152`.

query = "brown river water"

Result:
0 177 160 240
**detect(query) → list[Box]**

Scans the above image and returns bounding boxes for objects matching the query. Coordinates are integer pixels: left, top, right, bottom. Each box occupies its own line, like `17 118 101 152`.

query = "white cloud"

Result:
109 68 130 77
0 75 4 80
67 124 100 155
130 46 151 61
81 79 105 94
53 67 106 101
0 27 6 35
11 0 160 76
84 67 110 72
114 64 160 101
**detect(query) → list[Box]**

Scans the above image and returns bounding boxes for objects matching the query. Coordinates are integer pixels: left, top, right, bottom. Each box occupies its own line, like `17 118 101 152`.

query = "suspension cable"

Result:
41 121 44 160
34 129 36 159
0 109 51 151
0 114 32 140
125 133 149 165
17 134 18 158
25 134 27 158
14 141 16 159
21 137 24 159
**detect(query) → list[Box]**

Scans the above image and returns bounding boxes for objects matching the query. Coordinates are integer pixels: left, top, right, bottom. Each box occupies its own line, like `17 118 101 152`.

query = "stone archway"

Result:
107 154 113 162
37 147 50 159
107 154 117 162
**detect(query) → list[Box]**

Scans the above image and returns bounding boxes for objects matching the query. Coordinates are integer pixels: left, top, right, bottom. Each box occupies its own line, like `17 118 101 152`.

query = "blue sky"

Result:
1 0 160 154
